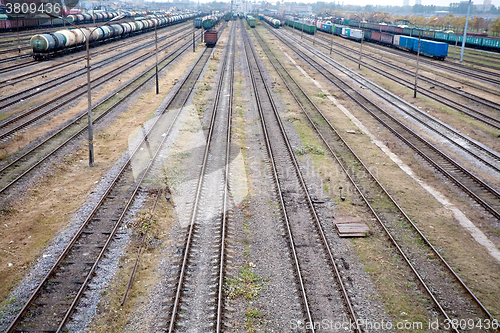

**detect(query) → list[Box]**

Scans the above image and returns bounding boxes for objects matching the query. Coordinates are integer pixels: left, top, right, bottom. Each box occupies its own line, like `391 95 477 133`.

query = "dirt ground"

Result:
0 42 201 302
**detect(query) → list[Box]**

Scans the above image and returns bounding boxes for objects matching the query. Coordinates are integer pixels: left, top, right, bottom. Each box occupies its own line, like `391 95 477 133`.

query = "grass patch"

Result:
224 265 264 300
295 142 325 156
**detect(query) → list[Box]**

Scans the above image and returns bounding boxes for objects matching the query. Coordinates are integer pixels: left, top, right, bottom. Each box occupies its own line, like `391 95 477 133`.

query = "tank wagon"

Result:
194 17 203 28
246 15 256 28
30 13 198 60
0 10 126 32
261 15 280 29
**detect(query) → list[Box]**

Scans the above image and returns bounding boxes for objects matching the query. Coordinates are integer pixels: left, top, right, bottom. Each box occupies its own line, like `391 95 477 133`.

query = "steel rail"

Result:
0 30 203 195
216 21 236 333
246 24 362 332
303 29 500 128
296 34 500 170
260 24 495 324
0 24 192 108
0 20 193 78
0 28 195 140
5 41 210 333
317 29 500 86
276 29 500 220
315 31 500 108
167 21 230 333
240 22 315 333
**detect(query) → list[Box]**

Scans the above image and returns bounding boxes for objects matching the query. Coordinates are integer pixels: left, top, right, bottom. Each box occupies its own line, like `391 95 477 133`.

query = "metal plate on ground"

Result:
334 216 370 237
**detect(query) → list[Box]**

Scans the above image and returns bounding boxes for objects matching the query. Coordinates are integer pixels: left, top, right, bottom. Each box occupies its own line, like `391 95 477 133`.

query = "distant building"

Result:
475 0 493 11
403 0 409 5
414 0 422 4
280 4 312 14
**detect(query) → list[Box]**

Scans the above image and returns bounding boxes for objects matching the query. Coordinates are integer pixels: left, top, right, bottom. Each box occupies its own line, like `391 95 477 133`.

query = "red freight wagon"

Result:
371 31 382 41
204 30 218 47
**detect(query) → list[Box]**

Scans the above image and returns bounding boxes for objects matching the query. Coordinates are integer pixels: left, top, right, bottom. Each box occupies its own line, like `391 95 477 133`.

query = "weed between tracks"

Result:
225 265 264 300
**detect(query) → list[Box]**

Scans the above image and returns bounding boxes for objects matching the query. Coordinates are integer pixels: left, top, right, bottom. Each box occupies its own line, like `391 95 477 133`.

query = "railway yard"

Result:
0 14 499 332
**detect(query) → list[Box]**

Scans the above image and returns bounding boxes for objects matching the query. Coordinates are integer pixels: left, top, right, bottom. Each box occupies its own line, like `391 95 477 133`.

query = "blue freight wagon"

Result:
412 39 448 60
394 35 418 51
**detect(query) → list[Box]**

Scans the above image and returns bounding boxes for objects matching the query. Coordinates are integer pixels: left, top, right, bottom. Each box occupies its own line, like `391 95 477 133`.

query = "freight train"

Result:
259 15 280 29
265 10 499 54
284 16 316 35
30 13 197 60
246 15 256 28
314 20 448 60
0 10 148 32
201 13 223 30
342 19 500 53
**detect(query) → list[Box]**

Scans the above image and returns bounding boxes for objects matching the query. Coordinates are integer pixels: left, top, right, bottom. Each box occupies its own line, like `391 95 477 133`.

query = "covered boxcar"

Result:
205 30 218 47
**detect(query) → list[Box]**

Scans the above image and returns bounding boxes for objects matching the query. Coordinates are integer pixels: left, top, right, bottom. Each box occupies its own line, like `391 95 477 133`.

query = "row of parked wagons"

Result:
258 15 280 29
0 10 147 32
284 16 316 34
30 13 197 60
265 12 499 53
314 21 448 59
193 13 223 30
341 19 500 52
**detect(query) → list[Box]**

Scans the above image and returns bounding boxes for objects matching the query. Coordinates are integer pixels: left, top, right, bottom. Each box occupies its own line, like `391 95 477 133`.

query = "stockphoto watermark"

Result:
290 317 500 331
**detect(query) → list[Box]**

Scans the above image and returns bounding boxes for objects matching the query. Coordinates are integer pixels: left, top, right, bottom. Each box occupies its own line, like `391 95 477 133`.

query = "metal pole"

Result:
155 22 159 95
301 18 304 39
460 0 471 62
86 37 94 167
454 30 458 60
358 30 363 69
193 31 195 52
17 13 20 54
330 25 334 54
414 30 421 98
47 13 124 167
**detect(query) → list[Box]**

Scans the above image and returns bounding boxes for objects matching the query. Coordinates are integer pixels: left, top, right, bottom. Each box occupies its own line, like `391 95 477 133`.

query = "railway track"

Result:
278 27 500 170
0 24 193 118
275 26 500 221
0 20 192 75
0 28 204 196
301 30 500 131
243 21 362 332
317 30 500 96
166 21 234 333
3 27 214 333
316 29 500 87
257 24 497 329
0 44 31 55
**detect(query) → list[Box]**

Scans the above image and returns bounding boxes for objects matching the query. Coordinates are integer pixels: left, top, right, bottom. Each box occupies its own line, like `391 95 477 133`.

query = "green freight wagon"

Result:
422 30 435 39
247 15 256 28
434 32 449 42
287 19 316 34
482 38 500 50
